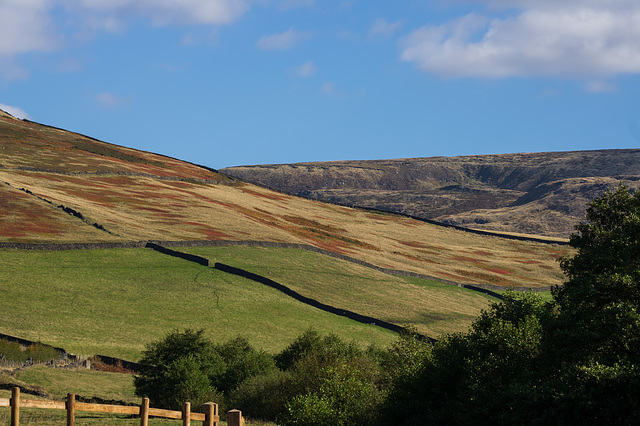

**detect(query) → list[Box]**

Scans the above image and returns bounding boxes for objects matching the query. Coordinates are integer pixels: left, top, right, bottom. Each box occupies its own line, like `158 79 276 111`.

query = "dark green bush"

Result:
275 329 363 372
213 337 277 393
134 329 225 410
228 369 292 421
135 330 277 411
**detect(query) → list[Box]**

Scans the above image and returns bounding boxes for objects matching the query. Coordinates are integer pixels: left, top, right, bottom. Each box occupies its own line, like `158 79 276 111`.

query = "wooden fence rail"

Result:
1 387 245 426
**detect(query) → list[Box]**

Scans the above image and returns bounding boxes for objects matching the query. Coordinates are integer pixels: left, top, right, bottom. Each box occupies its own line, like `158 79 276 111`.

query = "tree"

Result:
134 330 276 412
381 291 549 425
382 184 640 424
213 336 277 393
134 329 224 410
548 184 640 421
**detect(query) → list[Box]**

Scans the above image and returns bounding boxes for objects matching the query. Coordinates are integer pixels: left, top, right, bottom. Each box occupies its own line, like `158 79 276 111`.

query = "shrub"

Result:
0 339 28 362
134 329 225 410
279 394 335 426
25 343 63 363
275 329 363 372
213 337 277 393
228 369 292 421
276 330 383 426
0 339 62 363
135 330 276 411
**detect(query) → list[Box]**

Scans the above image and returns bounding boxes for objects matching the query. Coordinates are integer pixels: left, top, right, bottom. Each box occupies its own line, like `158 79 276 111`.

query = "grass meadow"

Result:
0 245 500 362
0 247 400 361
180 245 498 337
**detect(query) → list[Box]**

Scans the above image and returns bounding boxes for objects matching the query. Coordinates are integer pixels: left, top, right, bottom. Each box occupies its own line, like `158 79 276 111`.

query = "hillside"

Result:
221 151 640 238
0 110 568 289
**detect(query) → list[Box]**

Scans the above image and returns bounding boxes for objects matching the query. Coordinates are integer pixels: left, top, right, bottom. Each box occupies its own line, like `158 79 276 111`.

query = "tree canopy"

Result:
382 184 640 424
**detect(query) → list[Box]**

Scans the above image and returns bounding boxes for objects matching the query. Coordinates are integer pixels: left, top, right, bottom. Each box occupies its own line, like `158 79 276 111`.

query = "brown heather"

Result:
0 114 570 288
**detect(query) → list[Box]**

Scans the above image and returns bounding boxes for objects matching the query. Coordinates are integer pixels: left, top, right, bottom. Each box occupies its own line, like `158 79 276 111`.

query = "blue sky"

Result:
1 0 639 169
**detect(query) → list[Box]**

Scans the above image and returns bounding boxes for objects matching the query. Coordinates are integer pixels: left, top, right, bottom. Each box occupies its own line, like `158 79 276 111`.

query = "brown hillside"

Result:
0 113 568 288
221 151 640 238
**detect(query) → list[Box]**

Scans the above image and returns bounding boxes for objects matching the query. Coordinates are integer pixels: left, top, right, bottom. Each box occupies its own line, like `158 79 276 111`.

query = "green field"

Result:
0 245 497 361
1 247 399 360
180 245 497 336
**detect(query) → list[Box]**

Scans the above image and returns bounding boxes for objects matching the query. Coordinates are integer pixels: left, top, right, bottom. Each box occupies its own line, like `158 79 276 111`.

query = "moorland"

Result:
0 108 593 423
221 150 640 238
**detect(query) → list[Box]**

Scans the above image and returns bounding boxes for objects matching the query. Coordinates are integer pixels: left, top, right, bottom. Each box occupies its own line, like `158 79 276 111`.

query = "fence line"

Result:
1 387 245 426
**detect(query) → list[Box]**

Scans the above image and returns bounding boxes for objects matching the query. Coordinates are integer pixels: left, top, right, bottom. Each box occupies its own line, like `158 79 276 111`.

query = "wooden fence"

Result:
0 387 245 426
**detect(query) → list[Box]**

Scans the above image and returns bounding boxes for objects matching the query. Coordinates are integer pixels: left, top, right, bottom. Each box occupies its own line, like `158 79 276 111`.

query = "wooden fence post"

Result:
139 397 150 426
202 402 218 426
66 393 75 426
227 409 244 426
183 401 191 426
10 387 19 426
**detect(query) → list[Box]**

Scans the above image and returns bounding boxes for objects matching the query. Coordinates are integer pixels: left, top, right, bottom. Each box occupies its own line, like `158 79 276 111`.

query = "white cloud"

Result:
95 92 132 109
0 0 58 57
369 19 402 38
74 0 250 27
0 0 249 74
257 28 311 51
0 103 30 119
401 3 640 78
295 61 317 77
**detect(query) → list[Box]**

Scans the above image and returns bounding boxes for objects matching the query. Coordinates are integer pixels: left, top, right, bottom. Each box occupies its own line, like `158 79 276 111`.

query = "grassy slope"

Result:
1 247 401 360
0 114 569 288
180 245 495 337
0 245 499 359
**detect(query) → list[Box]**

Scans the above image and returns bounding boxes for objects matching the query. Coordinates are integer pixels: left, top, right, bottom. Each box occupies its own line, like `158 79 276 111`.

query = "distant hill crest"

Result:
221 149 640 238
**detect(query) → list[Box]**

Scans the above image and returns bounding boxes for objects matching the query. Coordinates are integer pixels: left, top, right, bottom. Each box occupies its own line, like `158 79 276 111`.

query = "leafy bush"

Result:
134 329 225 410
135 330 276 411
0 339 28 362
279 394 335 426
213 337 277 393
228 369 292 421
275 329 363 372
25 343 63 363
0 339 62 363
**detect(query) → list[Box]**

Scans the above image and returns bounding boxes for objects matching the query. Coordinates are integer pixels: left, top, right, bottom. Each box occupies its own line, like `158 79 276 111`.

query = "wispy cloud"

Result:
401 2 640 79
280 0 315 10
257 28 312 51
0 103 30 120
0 0 250 81
321 82 362 99
585 81 617 93
95 92 132 109
369 19 402 38
295 61 317 77
74 0 250 27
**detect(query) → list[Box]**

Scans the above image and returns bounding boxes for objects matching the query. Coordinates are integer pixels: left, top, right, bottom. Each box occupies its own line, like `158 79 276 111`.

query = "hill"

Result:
0 111 567 289
221 151 640 238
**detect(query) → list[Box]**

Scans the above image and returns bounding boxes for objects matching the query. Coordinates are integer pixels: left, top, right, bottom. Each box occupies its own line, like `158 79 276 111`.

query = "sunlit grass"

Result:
0 248 396 361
